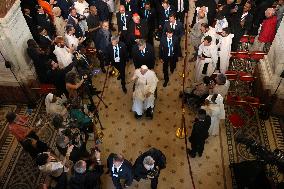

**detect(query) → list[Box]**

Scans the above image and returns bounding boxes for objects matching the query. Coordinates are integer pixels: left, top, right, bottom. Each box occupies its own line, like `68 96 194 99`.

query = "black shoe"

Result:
117 75 121 80
101 68 106 73
134 113 142 119
163 81 168 87
187 149 196 158
145 107 153 119
198 152 203 157
122 86 127 94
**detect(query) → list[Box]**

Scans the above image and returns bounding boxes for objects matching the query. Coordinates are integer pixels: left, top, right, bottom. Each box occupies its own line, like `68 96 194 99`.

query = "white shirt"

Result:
53 45 73 68
65 34 79 50
198 43 218 65
113 45 120 62
177 0 184 12
74 1 89 15
167 37 173 56
202 26 218 45
215 18 228 33
170 21 176 29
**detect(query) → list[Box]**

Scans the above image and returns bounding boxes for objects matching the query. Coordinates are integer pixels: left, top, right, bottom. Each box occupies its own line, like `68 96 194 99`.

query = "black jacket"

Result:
188 116 211 144
120 0 139 13
106 41 129 65
159 35 179 62
94 29 111 54
162 20 184 38
116 12 132 33
69 165 104 189
67 14 84 38
90 0 109 21
133 148 166 181
132 43 155 69
139 8 158 31
107 153 134 186
36 13 53 34
158 5 175 27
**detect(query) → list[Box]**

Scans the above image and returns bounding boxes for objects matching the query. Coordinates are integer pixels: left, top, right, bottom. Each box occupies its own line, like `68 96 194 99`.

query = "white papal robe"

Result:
201 94 225 136
195 42 218 82
132 69 159 115
217 33 234 73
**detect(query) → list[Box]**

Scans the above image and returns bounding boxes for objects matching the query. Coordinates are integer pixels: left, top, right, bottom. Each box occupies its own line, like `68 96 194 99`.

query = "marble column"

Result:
259 19 284 99
0 0 39 103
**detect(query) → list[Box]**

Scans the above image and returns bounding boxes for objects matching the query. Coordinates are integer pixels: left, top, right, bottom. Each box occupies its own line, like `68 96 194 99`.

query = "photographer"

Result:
56 130 90 163
133 148 166 189
36 146 73 189
69 149 104 189
65 72 84 99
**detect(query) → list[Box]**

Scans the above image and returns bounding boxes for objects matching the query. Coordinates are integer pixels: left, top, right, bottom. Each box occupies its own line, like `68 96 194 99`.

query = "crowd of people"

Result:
4 0 284 188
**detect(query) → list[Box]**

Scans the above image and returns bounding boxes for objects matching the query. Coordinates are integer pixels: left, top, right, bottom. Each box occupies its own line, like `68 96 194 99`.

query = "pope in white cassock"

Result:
195 35 218 82
132 65 159 119
217 27 234 73
201 94 225 136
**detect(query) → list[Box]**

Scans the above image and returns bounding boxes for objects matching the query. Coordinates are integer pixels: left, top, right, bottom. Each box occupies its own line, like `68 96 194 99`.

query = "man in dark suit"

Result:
57 0 73 19
127 13 149 47
106 35 129 93
187 109 211 158
163 13 184 57
94 21 112 73
37 26 53 50
159 29 179 87
133 148 166 189
87 5 101 42
69 151 104 189
23 7 38 41
36 5 54 36
107 153 134 189
158 0 175 30
132 39 155 69
116 5 132 44
230 1 253 51
67 7 85 38
90 0 110 22
140 2 158 45
172 0 189 24
120 0 138 14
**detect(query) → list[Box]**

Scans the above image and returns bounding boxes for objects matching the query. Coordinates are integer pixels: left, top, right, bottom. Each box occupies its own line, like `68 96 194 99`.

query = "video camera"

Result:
236 136 284 172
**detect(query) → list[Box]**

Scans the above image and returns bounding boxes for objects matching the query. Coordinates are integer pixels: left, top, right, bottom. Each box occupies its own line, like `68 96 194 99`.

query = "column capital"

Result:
0 0 17 18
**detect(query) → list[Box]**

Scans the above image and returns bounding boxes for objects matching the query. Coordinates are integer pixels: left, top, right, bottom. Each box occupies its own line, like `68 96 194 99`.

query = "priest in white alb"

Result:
195 36 218 82
132 65 159 119
217 27 234 73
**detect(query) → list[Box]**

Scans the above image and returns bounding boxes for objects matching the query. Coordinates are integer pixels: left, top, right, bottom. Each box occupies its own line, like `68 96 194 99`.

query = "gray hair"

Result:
56 135 68 148
143 156 155 166
137 39 146 47
111 35 120 42
74 160 86 174
216 73 227 85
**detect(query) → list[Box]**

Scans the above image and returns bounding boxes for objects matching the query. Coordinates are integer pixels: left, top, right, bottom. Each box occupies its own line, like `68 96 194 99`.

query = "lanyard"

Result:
121 14 126 25
114 45 119 58
145 10 149 18
168 38 173 56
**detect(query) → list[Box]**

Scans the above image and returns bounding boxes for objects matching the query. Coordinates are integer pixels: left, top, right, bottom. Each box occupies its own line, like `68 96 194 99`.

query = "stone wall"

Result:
0 0 39 104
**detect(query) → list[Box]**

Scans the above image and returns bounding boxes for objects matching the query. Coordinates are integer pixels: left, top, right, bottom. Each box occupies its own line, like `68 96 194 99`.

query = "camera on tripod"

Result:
236 136 284 172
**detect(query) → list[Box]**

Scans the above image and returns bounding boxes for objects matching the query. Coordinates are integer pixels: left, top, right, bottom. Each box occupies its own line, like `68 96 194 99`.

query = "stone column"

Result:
259 19 284 99
0 0 39 104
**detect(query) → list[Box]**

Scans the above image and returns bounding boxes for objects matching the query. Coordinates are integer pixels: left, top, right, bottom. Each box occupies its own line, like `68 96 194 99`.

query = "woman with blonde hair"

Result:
52 7 66 36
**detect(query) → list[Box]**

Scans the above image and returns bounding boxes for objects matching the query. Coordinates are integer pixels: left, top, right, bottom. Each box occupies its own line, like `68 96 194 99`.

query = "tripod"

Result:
81 79 108 130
